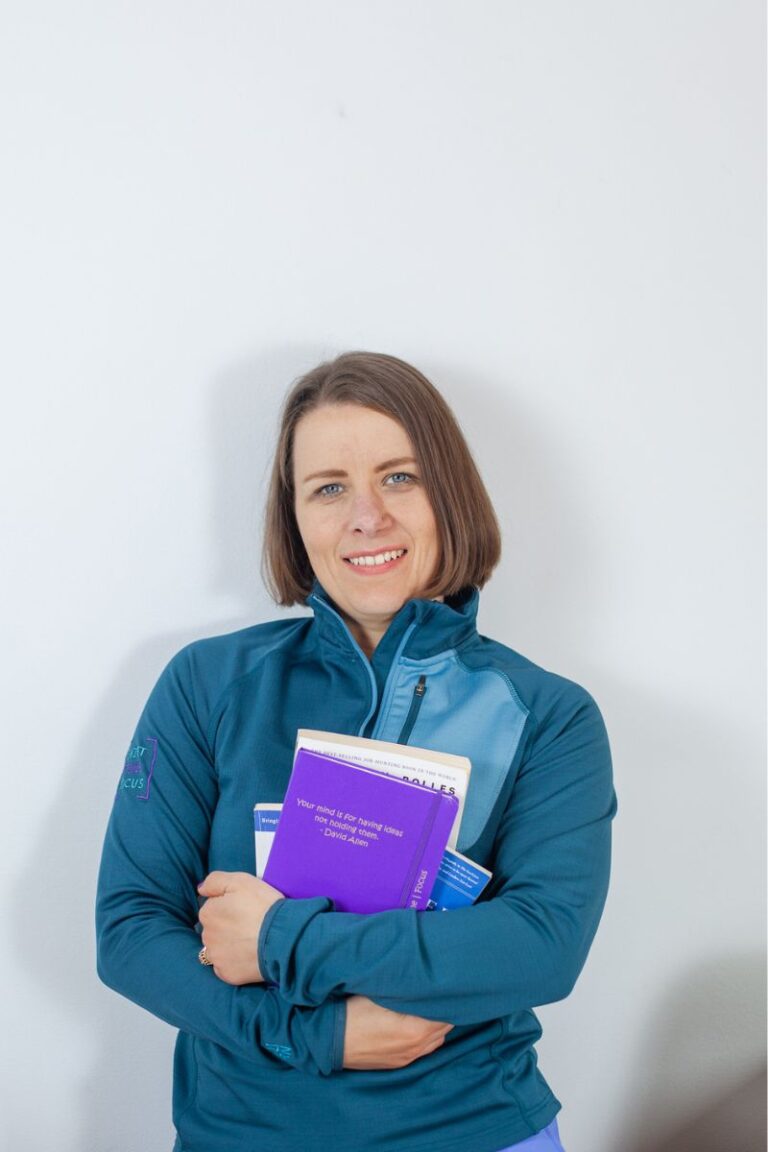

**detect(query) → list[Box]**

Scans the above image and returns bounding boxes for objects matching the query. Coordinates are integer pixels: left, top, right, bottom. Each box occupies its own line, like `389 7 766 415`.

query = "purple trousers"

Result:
498 1118 565 1151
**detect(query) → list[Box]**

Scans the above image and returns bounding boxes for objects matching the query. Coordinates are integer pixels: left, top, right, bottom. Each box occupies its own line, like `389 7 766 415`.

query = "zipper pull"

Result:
398 675 428 744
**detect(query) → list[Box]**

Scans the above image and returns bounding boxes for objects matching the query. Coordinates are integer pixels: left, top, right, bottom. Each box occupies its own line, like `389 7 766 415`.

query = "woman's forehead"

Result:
293 405 415 470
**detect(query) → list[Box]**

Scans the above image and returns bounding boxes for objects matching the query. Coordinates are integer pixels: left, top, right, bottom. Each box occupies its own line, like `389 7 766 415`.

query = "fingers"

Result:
197 872 284 903
197 870 242 898
402 1014 452 1040
420 1032 449 1059
401 1016 452 1063
343 998 455 1071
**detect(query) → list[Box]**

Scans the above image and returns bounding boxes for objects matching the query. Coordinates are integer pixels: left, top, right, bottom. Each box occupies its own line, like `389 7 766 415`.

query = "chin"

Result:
341 583 414 620
350 592 407 618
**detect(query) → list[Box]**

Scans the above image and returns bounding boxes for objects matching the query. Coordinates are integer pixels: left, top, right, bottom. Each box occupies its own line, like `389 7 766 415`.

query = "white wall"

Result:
2 3 764 1150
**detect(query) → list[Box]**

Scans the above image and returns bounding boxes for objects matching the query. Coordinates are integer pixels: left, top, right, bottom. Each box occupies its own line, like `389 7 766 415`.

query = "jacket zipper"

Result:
310 593 427 742
397 675 427 744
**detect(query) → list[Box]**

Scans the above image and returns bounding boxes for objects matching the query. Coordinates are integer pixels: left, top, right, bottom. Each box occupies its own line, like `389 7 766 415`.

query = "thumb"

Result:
197 871 234 898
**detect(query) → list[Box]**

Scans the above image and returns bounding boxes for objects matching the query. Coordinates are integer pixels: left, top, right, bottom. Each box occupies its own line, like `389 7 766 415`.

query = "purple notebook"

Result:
263 748 459 913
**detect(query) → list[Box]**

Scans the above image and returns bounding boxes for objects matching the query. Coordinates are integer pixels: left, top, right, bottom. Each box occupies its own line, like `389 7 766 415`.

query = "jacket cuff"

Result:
330 997 347 1071
293 995 347 1075
259 896 333 1006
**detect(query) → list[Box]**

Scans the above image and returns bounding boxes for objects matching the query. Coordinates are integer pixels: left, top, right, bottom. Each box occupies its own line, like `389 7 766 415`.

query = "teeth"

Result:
347 549 405 567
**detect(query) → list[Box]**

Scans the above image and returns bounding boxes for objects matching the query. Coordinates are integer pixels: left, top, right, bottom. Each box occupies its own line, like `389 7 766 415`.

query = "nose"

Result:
348 489 393 535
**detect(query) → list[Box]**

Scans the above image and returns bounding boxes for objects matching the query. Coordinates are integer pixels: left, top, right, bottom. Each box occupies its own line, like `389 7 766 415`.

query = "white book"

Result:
254 804 283 878
296 729 471 849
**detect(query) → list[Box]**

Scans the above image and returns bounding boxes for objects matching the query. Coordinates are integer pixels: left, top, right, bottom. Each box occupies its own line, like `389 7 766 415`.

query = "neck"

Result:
343 597 446 661
344 614 388 659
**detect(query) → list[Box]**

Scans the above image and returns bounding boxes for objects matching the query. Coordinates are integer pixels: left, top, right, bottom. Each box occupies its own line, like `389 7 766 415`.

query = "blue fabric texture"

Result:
97 586 614 1151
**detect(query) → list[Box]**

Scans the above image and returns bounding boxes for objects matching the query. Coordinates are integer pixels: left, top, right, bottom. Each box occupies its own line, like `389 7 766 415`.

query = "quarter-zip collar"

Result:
307 581 480 739
307 580 479 669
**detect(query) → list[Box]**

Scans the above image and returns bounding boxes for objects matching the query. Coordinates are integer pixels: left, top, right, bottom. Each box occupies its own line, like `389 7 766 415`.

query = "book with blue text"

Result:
427 847 492 910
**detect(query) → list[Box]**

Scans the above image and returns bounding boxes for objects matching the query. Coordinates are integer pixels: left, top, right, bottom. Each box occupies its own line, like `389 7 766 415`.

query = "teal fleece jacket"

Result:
96 586 616 1152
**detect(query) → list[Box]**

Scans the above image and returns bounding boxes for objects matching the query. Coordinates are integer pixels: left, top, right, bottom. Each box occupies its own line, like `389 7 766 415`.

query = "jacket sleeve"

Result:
258 687 616 1026
95 650 345 1076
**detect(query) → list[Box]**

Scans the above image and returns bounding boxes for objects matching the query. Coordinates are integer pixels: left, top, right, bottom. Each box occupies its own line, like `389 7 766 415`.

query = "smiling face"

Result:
293 404 441 656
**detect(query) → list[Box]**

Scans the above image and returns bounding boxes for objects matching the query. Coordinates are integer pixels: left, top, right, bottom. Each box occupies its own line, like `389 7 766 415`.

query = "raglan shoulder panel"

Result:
170 617 314 744
460 634 607 751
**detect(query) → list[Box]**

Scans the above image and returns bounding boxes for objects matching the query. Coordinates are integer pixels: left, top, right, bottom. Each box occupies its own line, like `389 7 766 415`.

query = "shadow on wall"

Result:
205 344 315 606
11 633 208 1151
629 1066 765 1152
9 350 310 1150
621 956 766 1152
428 357 603 668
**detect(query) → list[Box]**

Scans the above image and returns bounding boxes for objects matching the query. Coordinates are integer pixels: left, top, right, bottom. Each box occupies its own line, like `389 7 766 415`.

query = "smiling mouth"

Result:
343 548 407 568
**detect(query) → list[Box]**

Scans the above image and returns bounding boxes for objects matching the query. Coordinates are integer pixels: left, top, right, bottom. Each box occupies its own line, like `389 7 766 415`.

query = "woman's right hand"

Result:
342 995 453 1070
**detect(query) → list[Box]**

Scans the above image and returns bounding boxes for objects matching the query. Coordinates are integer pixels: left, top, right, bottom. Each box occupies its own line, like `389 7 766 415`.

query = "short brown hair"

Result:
262 351 501 605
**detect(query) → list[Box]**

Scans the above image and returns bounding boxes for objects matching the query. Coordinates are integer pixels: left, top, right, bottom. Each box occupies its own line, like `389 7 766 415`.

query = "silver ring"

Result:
198 946 213 966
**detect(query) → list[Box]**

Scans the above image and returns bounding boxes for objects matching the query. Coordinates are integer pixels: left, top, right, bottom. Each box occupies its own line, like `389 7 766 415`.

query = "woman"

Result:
97 351 615 1151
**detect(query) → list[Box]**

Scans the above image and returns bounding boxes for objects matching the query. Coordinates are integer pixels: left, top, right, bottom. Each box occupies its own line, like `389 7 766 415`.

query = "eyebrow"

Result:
301 457 417 485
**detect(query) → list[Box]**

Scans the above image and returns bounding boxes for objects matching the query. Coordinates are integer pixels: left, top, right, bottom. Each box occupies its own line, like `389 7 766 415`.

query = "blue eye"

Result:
317 482 344 497
385 472 415 486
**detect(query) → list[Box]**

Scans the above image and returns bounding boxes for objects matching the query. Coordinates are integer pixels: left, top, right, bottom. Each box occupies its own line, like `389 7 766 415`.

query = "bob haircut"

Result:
263 351 501 606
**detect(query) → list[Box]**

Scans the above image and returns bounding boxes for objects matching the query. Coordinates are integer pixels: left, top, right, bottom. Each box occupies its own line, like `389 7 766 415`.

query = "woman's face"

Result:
293 404 440 655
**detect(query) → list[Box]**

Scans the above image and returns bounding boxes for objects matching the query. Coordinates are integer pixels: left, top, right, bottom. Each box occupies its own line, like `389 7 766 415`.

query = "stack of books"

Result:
254 730 491 914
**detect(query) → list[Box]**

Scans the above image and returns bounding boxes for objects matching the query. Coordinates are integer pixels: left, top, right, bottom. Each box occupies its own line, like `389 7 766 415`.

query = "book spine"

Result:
400 794 444 910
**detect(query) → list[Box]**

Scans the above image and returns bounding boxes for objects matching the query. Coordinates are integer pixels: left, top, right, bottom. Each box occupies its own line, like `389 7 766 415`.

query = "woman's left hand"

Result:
197 872 283 985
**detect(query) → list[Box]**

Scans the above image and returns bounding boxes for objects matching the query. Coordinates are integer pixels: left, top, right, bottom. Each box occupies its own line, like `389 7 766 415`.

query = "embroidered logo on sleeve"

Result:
119 737 157 801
